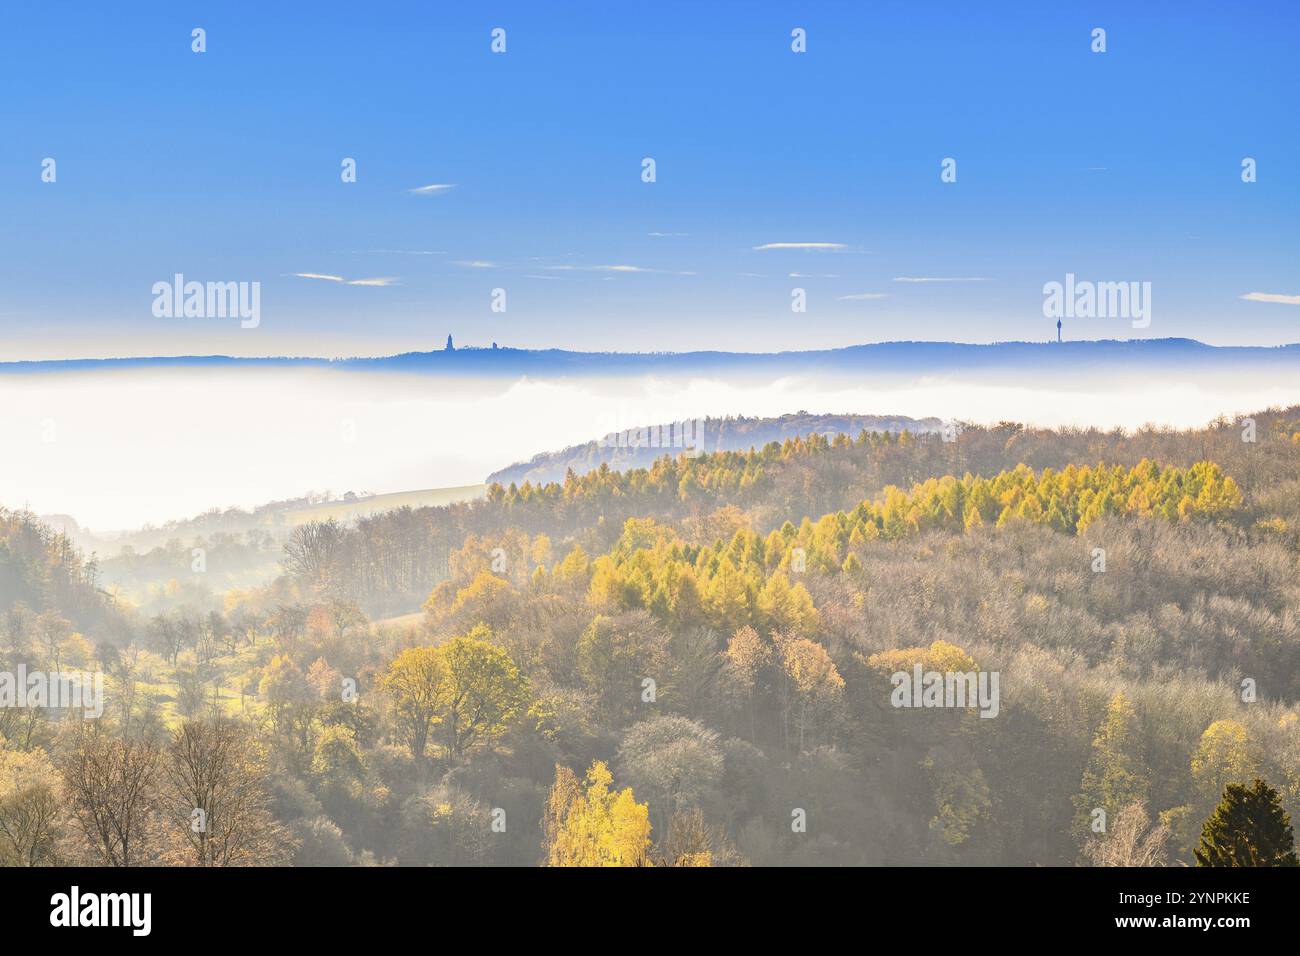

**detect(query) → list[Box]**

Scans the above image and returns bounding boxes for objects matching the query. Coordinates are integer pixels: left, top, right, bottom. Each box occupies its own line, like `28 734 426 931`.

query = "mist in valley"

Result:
4 363 1296 533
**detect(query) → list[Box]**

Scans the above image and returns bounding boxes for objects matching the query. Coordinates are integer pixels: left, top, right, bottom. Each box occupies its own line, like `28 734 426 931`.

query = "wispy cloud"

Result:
453 260 498 269
1241 292 1300 304
555 264 654 273
789 272 839 278
291 272 344 282
837 292 890 300
649 231 689 237
753 242 846 251
288 272 398 286
545 264 693 275
893 276 990 283
407 183 458 195
358 248 446 256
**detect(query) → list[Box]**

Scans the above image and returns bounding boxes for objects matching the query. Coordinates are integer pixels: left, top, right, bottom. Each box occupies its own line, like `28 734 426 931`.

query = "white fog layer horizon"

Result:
2 368 1295 532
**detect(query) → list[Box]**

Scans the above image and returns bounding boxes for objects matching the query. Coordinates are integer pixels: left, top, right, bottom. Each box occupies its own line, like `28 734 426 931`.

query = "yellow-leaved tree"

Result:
380 626 529 761
775 634 845 751
1191 719 1258 804
381 645 445 759
543 761 651 866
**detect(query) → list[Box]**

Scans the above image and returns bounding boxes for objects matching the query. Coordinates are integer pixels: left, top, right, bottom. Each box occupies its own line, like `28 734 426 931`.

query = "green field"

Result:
134 642 269 728
279 484 487 526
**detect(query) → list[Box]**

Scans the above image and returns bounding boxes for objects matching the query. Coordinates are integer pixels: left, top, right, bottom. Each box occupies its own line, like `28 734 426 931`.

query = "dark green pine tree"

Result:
1194 778 1298 867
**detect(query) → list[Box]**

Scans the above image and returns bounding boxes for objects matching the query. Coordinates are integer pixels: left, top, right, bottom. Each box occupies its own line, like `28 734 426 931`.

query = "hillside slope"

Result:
487 412 943 486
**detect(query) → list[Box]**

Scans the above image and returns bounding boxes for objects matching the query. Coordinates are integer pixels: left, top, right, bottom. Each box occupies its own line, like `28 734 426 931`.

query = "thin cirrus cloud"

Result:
357 248 446 256
407 183 458 195
837 292 890 300
893 276 990 283
288 273 399 287
453 260 498 269
545 264 694 275
752 242 846 251
548 264 654 273
1241 292 1300 305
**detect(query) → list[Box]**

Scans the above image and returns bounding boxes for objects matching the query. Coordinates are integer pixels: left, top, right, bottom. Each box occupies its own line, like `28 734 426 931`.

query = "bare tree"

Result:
59 725 161 867
1084 801 1170 867
147 614 183 666
284 519 346 591
161 718 293 866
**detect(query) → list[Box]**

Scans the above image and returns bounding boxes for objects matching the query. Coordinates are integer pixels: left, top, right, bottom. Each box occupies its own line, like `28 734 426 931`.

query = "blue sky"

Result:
1 1 1297 359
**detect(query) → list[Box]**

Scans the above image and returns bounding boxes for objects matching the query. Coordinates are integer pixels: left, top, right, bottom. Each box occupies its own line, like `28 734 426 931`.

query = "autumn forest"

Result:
3 407 1300 867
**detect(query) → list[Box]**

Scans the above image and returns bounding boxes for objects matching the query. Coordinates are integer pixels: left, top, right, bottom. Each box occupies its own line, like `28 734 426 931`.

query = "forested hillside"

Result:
2 406 1298 866
486 412 943 486
0 509 124 639
276 406 1300 614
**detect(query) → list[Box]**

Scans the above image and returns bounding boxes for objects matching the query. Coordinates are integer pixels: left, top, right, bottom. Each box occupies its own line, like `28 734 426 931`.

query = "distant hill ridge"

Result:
6 338 1300 377
43 485 487 554
486 412 943 487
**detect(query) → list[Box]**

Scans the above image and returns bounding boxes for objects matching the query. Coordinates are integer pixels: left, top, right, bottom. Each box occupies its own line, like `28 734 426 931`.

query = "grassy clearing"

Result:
132 641 271 729
281 485 487 526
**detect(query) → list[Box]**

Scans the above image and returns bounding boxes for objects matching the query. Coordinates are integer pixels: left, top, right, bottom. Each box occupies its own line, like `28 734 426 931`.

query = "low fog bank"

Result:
1 366 1296 531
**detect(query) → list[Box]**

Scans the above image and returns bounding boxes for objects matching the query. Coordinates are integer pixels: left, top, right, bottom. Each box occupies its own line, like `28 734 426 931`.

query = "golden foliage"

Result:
543 761 652 867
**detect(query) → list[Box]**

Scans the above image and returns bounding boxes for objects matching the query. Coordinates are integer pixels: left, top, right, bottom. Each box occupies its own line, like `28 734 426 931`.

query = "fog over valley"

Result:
5 353 1298 531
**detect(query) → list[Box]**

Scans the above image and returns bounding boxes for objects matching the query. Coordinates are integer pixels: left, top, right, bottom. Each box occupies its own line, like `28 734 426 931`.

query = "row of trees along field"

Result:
2 406 1300 865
